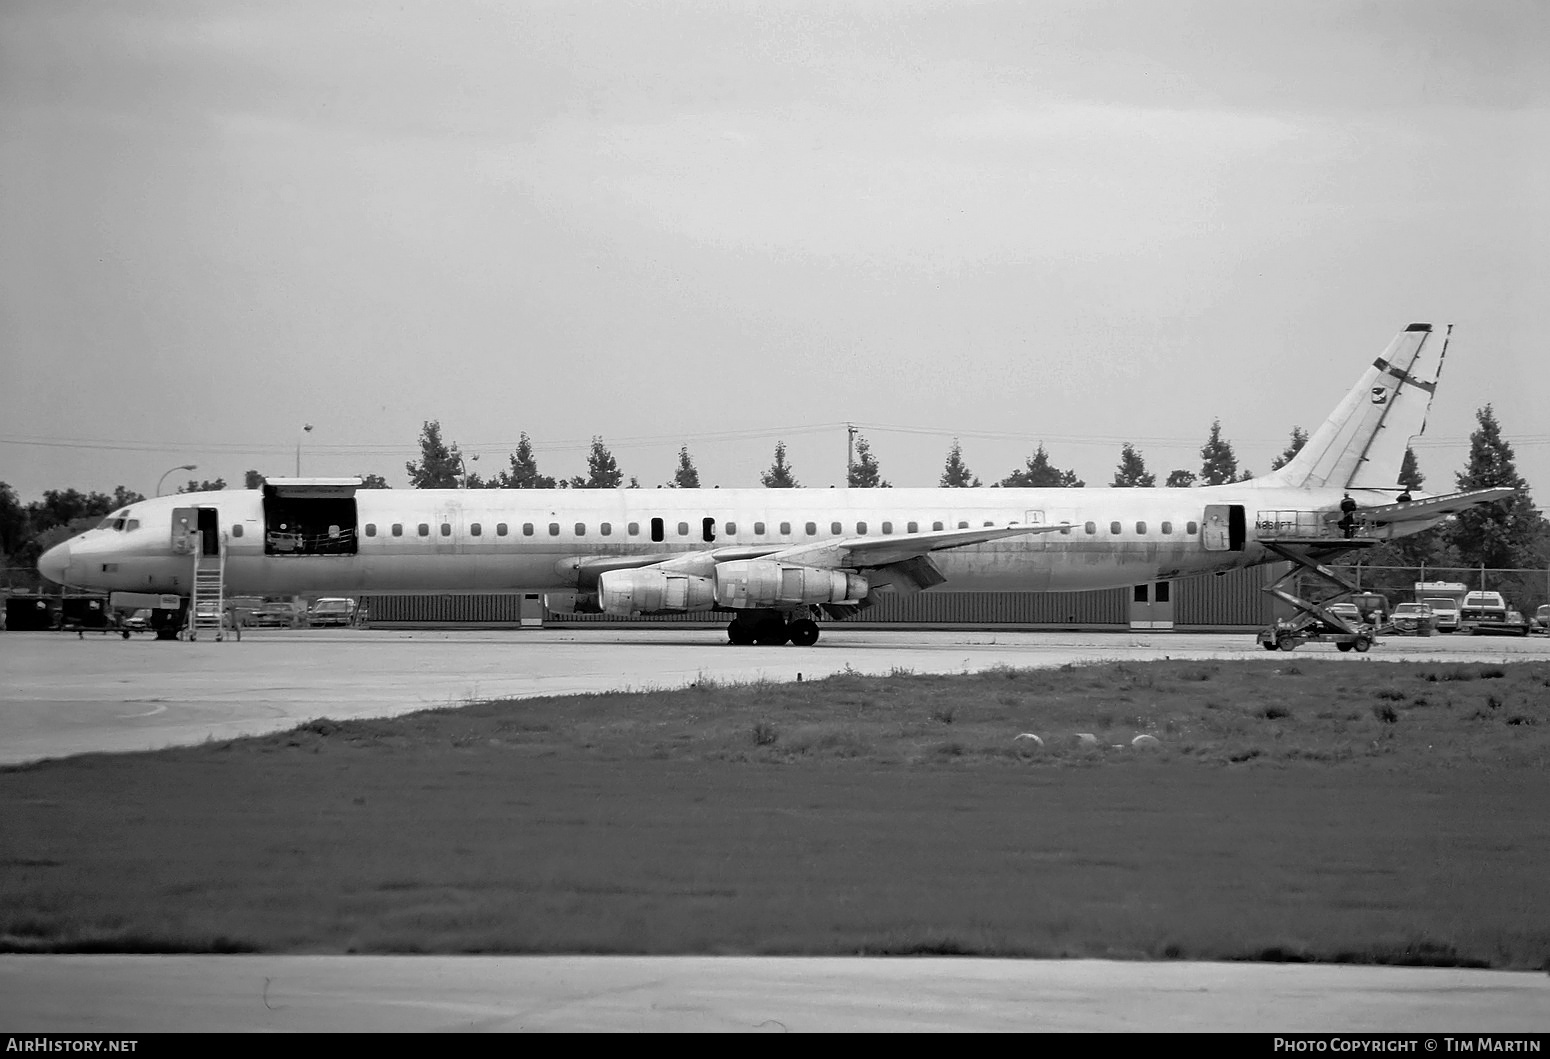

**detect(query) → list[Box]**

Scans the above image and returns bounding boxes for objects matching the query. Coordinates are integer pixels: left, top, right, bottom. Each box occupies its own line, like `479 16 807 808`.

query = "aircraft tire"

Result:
787 619 820 647
727 620 756 646
753 620 789 646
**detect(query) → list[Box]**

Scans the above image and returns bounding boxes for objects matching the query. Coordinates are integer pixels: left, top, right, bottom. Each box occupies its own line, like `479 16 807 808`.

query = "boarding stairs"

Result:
187 534 229 642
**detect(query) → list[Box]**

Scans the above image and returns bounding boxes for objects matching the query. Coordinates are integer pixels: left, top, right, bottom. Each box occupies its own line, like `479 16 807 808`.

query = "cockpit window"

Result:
113 518 127 531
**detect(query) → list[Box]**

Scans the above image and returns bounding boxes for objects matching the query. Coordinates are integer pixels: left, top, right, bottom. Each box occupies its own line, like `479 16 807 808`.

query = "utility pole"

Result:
846 424 856 487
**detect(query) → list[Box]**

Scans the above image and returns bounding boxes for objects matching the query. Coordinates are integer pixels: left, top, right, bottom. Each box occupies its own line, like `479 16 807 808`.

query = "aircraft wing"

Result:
762 523 1067 570
1356 487 1518 524
563 523 1067 590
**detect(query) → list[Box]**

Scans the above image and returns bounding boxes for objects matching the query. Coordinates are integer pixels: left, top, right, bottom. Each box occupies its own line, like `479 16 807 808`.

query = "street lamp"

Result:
296 423 313 477
156 464 198 497
455 454 479 489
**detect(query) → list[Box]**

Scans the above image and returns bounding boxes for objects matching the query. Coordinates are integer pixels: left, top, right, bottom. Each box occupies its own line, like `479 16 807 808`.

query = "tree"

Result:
569 436 623 489
761 442 799 488
1446 405 1547 571
178 478 227 493
847 435 890 488
497 433 556 489
1000 444 1083 488
1269 426 1308 471
939 439 981 487
405 420 462 489
669 446 700 488
244 470 266 489
357 473 390 489
1111 443 1156 488
1398 446 1424 493
1198 419 1239 486
1165 469 1197 488
0 482 27 559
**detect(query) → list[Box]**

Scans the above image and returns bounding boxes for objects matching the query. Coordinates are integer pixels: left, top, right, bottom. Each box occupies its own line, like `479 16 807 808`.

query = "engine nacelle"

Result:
598 569 716 616
714 560 867 609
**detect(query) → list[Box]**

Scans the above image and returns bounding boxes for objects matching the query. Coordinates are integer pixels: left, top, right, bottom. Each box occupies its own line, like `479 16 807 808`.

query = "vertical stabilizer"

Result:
1262 323 1449 491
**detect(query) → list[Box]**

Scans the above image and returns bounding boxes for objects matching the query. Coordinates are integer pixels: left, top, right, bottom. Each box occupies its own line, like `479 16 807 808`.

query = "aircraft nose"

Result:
38 540 71 586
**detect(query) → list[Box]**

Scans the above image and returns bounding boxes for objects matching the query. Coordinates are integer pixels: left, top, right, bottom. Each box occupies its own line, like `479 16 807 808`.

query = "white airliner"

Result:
38 323 1513 645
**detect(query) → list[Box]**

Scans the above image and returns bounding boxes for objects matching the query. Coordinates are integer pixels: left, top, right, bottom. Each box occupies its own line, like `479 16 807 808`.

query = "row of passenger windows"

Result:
356 518 1202 539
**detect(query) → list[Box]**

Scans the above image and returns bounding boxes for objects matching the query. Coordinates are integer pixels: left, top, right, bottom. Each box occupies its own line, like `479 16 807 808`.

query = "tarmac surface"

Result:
4 626 1549 1033
4 625 1549 766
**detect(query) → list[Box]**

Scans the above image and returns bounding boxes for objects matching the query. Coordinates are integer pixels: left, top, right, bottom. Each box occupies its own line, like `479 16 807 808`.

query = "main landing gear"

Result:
727 613 822 646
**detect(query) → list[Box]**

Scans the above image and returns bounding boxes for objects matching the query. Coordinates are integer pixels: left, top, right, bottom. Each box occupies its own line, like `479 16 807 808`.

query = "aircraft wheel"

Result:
753 620 789 646
1354 636 1372 653
727 620 756 646
787 619 820 647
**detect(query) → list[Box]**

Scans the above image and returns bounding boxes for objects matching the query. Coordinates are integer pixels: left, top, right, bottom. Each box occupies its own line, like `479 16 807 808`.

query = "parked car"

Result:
246 602 302 628
307 598 356 627
1532 605 1550 635
1322 602 1368 631
1422 597 1461 633
1389 601 1436 636
123 609 152 631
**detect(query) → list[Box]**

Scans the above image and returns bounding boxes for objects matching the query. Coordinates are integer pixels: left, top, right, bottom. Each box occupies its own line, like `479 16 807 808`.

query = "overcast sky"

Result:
3 0 1546 503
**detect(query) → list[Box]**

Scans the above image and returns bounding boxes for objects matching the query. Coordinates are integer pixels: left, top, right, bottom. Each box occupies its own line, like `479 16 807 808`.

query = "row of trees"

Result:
3 408 1545 581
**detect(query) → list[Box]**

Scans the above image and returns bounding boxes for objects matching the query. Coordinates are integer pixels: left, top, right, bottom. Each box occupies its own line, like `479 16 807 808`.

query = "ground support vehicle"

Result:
1254 533 1379 653
1532 605 1550 635
1457 591 1526 635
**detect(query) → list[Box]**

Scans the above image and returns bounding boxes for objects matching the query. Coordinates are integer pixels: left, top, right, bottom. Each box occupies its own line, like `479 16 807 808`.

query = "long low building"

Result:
363 563 1289 631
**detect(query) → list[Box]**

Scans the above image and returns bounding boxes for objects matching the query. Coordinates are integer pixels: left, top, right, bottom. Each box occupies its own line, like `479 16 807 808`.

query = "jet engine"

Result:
598 569 716 616
713 560 867 609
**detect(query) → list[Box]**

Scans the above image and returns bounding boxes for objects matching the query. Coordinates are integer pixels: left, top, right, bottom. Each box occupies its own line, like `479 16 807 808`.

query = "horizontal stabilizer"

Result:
1356 488 1517 524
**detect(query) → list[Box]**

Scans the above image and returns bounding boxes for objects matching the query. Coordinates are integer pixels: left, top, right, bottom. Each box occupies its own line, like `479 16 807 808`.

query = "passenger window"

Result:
984 521 994 527
470 523 481 536
392 524 403 537
601 523 611 536
549 523 560 536
1187 520 1199 535
1161 521 1172 535
754 522 765 535
832 521 843 535
725 522 737 536
1059 524 1072 534
522 523 534 536
575 523 586 536
651 517 664 542
1110 521 1122 535
882 521 893 534
363 524 374 538
857 521 867 534
418 524 430 537
1085 522 1096 534
677 521 689 537
441 523 451 536
907 521 918 533
958 521 969 529
779 521 790 535
1136 521 1146 535
628 522 640 536
805 522 817 536
933 521 944 531
497 523 509 536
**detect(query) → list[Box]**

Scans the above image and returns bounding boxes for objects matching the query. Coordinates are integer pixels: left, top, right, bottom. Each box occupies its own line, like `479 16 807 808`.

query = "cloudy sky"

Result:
2 0 1546 502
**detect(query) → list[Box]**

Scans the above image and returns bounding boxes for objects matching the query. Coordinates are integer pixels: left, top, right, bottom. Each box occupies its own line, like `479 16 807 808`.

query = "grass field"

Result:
4 660 1549 967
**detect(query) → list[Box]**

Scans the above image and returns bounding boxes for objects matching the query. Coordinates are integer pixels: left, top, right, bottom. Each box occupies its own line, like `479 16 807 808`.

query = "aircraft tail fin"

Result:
1261 323 1450 491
